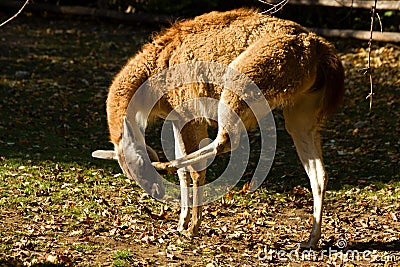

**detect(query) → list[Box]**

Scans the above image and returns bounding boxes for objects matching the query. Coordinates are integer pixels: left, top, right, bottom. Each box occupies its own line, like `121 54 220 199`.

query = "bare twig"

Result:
376 12 383 32
364 0 379 110
259 0 289 15
0 0 30 28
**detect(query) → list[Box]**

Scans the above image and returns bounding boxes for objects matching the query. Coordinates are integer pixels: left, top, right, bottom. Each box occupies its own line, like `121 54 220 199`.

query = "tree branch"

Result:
258 0 289 14
365 0 379 110
0 0 30 28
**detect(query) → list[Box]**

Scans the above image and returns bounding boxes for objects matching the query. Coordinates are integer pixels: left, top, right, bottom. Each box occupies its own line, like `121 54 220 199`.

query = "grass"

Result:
326 181 400 207
112 249 132 267
0 13 399 266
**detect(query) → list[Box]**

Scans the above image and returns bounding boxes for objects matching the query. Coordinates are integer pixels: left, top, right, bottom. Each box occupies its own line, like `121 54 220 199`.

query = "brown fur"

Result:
101 8 345 246
107 8 344 144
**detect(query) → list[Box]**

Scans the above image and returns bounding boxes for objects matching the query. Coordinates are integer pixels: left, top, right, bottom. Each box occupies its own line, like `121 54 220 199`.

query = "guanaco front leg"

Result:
175 120 209 237
172 121 192 232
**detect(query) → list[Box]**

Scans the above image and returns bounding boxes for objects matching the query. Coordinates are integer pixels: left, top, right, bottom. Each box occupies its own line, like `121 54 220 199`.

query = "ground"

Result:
0 12 399 267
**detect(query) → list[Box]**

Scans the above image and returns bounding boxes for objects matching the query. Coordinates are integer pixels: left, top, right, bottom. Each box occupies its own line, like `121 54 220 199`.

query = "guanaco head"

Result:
92 117 165 199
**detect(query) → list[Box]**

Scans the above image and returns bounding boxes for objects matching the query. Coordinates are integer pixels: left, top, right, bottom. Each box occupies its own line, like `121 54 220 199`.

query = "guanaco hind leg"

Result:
283 91 327 249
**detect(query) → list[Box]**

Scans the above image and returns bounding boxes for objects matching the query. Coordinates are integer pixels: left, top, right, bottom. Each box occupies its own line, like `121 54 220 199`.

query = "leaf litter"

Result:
0 14 399 267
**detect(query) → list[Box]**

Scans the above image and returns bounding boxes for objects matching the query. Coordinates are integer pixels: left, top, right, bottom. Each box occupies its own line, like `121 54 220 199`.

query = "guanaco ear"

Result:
92 150 117 160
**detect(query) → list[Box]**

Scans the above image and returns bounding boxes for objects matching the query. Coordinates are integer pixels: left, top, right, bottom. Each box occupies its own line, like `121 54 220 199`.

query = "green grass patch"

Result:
112 249 132 267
